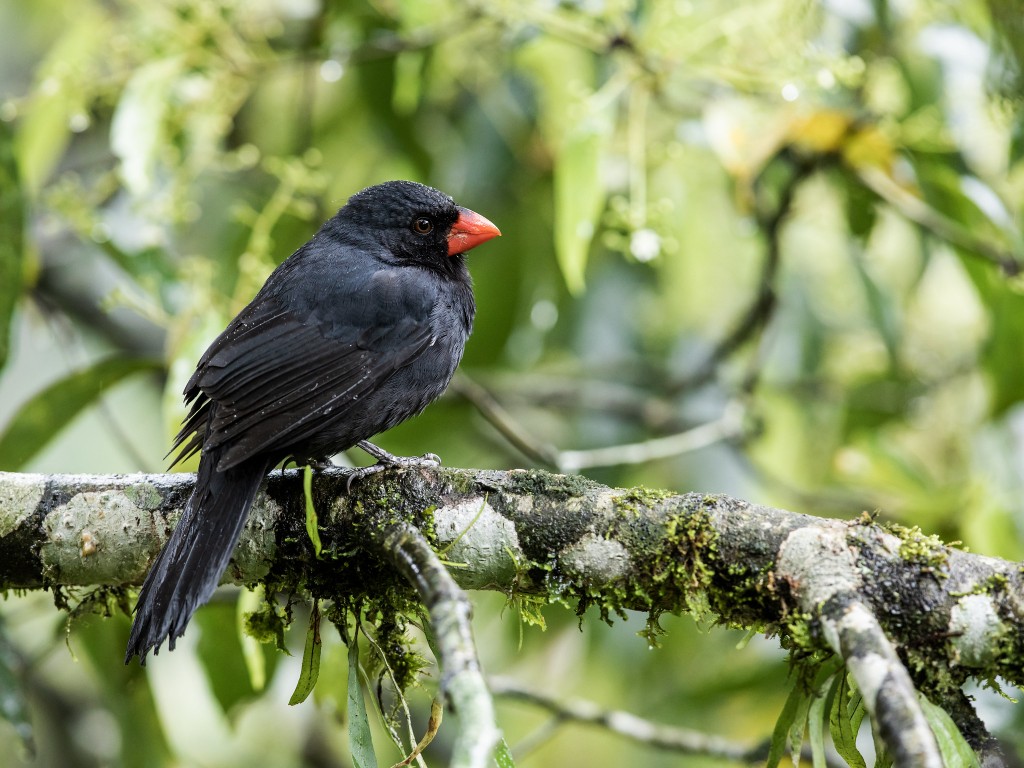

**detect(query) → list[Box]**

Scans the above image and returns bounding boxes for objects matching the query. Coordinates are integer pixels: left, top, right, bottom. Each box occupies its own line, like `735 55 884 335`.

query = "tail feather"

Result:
126 450 270 664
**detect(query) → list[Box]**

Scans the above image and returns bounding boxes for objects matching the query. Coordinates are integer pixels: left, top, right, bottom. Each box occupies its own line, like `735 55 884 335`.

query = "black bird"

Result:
126 180 500 663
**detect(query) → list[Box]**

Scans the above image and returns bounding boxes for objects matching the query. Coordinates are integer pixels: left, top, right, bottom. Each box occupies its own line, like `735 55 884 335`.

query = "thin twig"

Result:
856 166 1022 276
778 527 943 767
454 374 747 472
375 523 500 768
490 677 848 767
672 154 822 393
555 399 747 473
450 374 561 469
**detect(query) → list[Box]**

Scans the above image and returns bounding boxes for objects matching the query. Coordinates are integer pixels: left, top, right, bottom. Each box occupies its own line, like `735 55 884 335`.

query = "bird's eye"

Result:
412 217 433 235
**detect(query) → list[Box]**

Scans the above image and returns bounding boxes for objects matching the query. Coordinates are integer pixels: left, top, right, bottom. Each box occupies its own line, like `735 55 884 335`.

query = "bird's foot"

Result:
344 440 441 492
307 458 335 472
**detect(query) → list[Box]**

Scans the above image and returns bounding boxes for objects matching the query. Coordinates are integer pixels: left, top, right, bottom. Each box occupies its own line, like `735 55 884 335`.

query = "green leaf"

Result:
849 247 901 367
807 689 828 768
66 610 171 768
766 677 808 768
0 616 33 755
110 57 182 196
962 259 1024 416
195 600 261 714
493 738 517 768
0 120 24 373
553 117 610 295
288 602 322 706
830 674 867 768
303 465 322 557
0 356 162 469
347 629 377 768
919 695 981 768
15 6 109 194
517 36 613 295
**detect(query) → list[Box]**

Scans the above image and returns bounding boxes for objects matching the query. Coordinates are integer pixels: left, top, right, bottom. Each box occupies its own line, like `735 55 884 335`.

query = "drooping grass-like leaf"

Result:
303 465 323 557
348 629 378 768
288 602 322 706
920 695 981 768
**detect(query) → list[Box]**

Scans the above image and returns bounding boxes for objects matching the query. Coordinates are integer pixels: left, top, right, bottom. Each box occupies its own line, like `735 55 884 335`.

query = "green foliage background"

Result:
1 0 1023 765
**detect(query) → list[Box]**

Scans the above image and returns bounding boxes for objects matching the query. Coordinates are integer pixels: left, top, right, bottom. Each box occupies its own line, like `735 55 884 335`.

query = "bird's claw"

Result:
343 449 442 493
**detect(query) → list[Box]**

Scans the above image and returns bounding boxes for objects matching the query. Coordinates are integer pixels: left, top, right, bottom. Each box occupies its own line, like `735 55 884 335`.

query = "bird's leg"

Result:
344 440 442 492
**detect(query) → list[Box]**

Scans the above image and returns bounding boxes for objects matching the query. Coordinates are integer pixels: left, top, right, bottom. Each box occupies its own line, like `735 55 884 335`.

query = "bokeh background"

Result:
1 0 1023 765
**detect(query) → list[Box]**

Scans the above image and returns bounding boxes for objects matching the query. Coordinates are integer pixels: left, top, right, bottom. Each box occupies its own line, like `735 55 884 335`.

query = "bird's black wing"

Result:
172 266 437 471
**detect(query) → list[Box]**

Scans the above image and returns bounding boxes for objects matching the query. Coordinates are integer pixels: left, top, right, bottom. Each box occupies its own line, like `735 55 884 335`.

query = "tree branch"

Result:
376 523 500 768
1 468 1019 763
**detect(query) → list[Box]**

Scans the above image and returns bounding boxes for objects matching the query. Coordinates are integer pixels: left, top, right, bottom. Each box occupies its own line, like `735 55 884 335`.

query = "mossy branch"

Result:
1 467 1021 764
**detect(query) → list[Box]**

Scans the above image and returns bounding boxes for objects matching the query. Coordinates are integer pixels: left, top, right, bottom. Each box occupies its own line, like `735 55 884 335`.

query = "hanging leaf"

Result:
303 465 323 557
288 602 322 706
829 674 867 768
493 737 517 768
0 356 162 469
766 676 808 768
553 113 611 295
0 120 24 374
920 696 981 768
807 691 828 768
348 628 378 768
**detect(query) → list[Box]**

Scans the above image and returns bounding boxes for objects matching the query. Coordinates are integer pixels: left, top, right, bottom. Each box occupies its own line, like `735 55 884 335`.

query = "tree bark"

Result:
1 466 1020 764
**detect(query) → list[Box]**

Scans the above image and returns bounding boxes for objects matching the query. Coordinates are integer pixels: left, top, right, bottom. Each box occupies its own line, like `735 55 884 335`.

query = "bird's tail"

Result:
125 450 270 664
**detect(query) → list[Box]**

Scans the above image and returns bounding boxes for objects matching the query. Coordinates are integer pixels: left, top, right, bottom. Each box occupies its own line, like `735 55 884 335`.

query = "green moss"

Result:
885 522 950 572
612 486 675 517
598 499 722 644
501 469 598 500
244 598 289 651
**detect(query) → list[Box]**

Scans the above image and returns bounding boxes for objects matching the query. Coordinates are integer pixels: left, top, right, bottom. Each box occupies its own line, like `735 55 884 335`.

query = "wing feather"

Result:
173 266 439 471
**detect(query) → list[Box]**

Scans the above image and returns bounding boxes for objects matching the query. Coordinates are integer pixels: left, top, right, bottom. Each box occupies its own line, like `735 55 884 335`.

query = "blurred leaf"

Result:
196 600 261 715
842 169 878 239
0 356 162 469
553 115 609 294
0 616 32 755
842 125 896 171
789 109 852 154
71 612 170 768
111 57 183 196
288 602 322 706
0 120 24 373
347 630 377 768
850 248 901 367
912 159 1011 255
517 37 611 294
962 260 1024 416
303 465 323 558
842 372 921 434
237 586 271 692
919 695 981 768
14 5 109 194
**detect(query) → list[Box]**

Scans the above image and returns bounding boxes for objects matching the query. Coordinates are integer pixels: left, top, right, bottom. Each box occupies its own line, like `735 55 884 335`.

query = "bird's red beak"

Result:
447 207 501 256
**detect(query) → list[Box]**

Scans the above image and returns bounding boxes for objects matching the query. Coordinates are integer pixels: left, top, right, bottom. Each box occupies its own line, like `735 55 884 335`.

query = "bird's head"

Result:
341 180 500 272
